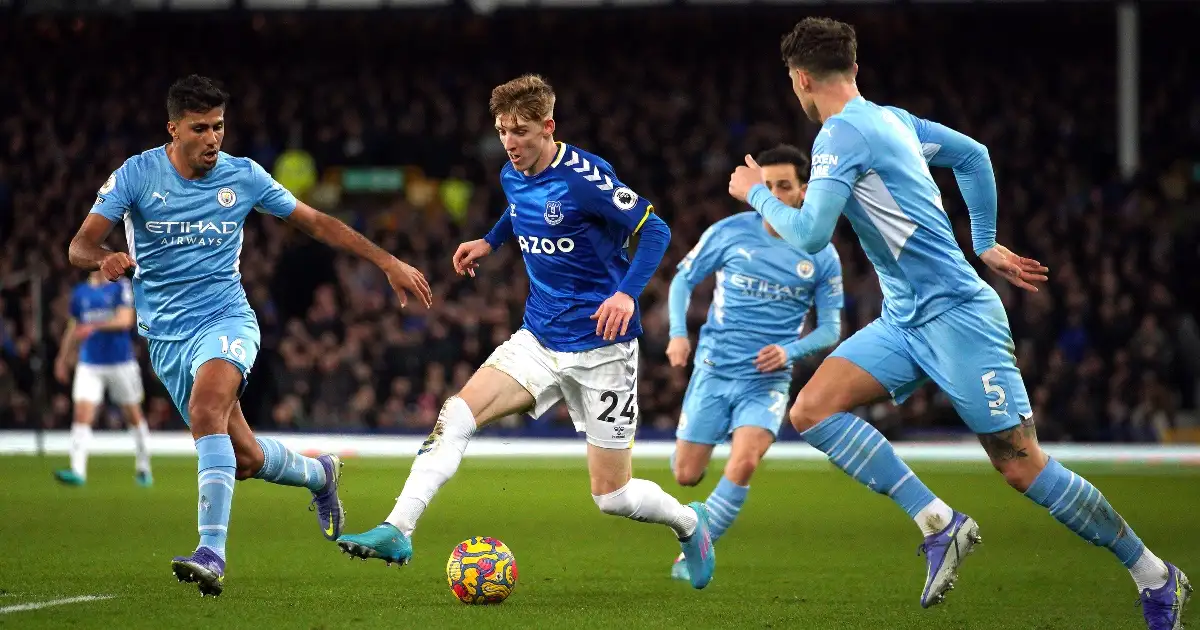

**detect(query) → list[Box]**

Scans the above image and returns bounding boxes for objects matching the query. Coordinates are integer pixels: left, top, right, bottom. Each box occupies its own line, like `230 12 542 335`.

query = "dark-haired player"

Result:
336 74 717 590
726 17 1190 626
666 144 843 582
68 74 432 597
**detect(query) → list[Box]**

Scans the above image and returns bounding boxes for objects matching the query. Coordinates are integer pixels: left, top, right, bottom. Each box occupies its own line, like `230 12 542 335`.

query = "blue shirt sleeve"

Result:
668 223 727 338
887 107 997 256
483 208 513 251
812 245 845 313
748 181 846 255
616 212 670 299
748 122 865 254
250 159 298 219
571 160 656 234
90 159 141 223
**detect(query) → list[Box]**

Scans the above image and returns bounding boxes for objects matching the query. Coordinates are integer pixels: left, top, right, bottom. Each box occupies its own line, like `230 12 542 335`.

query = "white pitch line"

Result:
0 595 115 614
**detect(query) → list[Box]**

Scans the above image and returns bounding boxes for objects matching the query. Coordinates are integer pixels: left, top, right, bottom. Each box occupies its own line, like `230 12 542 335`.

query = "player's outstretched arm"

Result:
455 210 514 277
731 155 846 254
666 223 726 367
68 215 136 281
286 202 432 308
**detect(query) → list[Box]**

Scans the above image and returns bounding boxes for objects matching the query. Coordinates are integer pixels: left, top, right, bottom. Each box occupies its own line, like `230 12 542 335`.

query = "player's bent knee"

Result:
673 464 706 488
789 390 829 432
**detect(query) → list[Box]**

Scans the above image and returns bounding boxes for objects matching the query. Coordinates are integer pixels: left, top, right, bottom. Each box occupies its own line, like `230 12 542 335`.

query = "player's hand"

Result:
590 292 636 341
99 252 135 282
728 154 763 203
384 258 433 309
54 359 71 384
74 324 96 341
666 337 692 368
754 344 789 372
979 244 1049 293
453 239 493 278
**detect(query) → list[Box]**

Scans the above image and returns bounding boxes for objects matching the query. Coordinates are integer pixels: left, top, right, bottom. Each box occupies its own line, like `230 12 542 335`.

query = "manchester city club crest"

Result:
544 200 564 225
796 260 815 279
217 187 237 208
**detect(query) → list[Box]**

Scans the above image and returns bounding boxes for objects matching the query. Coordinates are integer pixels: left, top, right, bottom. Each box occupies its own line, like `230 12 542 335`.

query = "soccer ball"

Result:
445 536 518 604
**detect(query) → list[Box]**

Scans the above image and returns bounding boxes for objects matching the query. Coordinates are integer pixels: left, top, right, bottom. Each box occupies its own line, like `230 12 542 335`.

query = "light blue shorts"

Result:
830 289 1031 435
148 310 260 426
676 369 792 445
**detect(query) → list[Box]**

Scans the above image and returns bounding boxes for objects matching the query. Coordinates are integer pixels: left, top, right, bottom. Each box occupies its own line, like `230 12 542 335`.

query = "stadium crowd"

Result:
1 6 1198 443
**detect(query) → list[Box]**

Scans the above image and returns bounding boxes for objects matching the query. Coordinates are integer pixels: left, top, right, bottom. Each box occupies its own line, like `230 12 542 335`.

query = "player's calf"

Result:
984 420 1179 600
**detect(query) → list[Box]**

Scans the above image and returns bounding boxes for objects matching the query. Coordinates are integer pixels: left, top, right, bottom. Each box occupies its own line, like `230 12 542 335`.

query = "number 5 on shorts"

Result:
981 370 1007 416
219 336 247 362
768 390 788 419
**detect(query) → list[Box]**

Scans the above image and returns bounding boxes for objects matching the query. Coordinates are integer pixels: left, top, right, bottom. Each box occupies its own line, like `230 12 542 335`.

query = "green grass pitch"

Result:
1 455 1196 629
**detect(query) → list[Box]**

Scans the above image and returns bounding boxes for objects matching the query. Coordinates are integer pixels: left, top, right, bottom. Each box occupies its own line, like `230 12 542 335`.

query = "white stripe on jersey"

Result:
123 209 140 278
853 170 919 260
712 269 727 324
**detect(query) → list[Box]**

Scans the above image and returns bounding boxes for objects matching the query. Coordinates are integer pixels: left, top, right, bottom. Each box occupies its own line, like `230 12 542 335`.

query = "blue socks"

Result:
1024 457 1145 567
196 435 236 560
704 476 749 544
254 437 327 492
802 412 936 518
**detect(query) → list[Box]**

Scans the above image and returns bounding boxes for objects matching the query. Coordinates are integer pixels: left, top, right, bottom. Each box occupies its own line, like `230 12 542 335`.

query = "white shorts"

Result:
483 329 639 449
73 361 144 405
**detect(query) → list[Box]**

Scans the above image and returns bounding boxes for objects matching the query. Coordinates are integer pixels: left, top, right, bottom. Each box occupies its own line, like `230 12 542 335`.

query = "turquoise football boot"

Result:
337 523 413 567
53 469 85 486
678 501 715 589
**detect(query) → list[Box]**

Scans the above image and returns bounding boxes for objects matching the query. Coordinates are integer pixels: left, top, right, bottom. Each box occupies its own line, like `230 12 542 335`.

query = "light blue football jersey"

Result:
808 97 989 327
70 278 135 365
676 212 843 380
89 146 297 341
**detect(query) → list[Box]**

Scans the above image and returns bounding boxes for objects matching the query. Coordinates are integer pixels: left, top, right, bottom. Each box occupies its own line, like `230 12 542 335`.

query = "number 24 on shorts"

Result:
597 391 636 423
219 335 247 362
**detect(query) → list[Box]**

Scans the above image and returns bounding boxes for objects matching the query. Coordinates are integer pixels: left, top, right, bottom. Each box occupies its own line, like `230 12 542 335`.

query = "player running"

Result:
68 75 432 597
336 74 717 590
726 17 1190 627
666 144 842 582
53 270 153 487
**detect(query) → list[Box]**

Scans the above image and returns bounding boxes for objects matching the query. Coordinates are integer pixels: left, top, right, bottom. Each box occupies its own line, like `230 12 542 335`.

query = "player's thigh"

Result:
910 291 1033 436
561 339 640 451
729 377 791 441
148 339 193 423
586 442 632 496
675 370 735 448
794 319 924 428
71 363 105 408
187 313 262 434
471 329 555 425
104 361 144 406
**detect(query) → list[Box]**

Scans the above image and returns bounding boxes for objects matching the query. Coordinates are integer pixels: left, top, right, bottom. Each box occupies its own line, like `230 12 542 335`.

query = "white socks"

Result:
386 397 477 537
1130 547 1170 592
132 421 152 474
593 478 698 539
69 423 92 479
915 498 954 537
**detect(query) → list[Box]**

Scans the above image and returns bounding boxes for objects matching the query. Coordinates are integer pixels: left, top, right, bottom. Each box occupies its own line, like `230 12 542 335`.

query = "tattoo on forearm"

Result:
978 414 1038 462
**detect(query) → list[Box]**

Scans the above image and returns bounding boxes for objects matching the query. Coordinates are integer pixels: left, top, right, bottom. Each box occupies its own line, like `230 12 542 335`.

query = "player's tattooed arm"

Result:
287 202 433 307
978 414 1039 461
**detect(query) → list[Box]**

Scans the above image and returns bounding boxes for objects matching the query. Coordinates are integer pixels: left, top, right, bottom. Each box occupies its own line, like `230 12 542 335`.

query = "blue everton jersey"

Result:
810 97 988 327
499 142 656 352
89 146 298 341
70 279 135 365
678 212 843 380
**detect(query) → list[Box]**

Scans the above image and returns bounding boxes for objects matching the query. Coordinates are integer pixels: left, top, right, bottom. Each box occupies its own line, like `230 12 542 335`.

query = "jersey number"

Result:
219 336 248 363
981 370 1007 416
597 391 636 423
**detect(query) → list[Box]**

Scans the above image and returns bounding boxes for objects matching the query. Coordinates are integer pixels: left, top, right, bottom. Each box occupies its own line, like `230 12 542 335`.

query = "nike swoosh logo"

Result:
324 517 336 537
